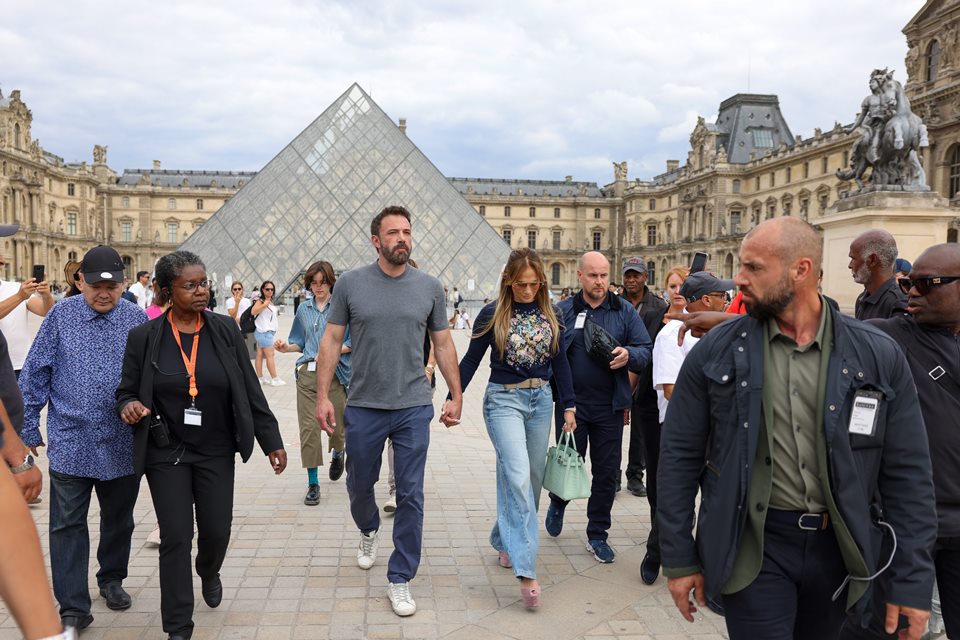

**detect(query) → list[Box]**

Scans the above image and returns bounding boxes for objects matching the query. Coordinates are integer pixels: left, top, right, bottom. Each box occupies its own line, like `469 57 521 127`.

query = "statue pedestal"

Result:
816 190 954 313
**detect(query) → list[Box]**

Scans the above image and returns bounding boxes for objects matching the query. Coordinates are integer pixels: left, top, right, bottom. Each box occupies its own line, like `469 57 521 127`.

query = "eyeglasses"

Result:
898 276 960 296
178 279 211 292
511 281 542 291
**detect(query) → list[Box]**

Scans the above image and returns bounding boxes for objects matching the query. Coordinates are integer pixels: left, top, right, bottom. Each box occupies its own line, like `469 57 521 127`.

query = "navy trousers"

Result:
344 404 432 584
549 407 623 541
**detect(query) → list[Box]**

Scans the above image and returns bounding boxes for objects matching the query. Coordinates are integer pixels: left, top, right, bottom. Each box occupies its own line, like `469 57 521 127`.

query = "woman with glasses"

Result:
455 247 576 609
226 282 251 326
251 281 284 386
116 251 287 640
275 261 352 506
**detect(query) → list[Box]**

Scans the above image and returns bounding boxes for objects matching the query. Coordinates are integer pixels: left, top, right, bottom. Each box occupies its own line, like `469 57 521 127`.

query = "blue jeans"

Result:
482 382 553 580
48 470 140 617
344 404 432 584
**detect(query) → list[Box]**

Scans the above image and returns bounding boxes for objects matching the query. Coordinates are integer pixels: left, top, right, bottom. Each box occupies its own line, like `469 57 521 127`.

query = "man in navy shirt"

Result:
545 251 652 563
20 245 147 633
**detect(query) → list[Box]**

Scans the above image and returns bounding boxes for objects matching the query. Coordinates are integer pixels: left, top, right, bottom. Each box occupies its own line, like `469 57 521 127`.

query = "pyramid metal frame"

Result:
180 83 510 300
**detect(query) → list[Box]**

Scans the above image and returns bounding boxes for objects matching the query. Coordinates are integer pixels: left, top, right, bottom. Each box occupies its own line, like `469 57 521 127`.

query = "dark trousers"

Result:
146 450 235 639
48 470 140 618
625 400 652 483
723 509 849 640
344 404 432 584
643 419 663 561
549 408 623 541
839 536 960 639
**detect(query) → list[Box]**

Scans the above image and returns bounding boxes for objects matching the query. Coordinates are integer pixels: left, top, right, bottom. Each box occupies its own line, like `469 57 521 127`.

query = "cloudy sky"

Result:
3 1 925 185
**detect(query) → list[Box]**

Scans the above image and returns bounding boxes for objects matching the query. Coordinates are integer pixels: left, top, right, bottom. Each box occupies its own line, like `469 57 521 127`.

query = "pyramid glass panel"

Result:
180 83 509 299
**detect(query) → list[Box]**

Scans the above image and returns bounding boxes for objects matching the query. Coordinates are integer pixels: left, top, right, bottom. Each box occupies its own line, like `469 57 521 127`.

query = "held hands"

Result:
884 603 929 640
119 401 151 425
562 409 577 433
667 573 706 623
440 397 462 428
315 398 336 435
608 346 629 370
267 449 287 475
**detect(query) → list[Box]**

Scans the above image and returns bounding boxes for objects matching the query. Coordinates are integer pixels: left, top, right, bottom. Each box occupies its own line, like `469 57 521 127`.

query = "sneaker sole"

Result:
383 504 397 513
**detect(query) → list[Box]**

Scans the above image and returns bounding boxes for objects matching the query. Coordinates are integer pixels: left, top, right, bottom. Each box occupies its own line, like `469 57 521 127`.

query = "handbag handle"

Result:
558 431 581 468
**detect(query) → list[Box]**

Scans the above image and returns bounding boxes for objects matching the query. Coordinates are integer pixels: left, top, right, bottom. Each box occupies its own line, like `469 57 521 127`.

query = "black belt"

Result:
766 508 830 531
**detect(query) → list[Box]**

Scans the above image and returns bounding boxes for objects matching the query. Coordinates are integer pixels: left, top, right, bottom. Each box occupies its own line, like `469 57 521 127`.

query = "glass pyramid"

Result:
180 83 509 300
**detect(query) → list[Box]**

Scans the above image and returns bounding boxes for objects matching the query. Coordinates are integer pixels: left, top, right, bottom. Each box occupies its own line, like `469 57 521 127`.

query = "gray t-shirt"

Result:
329 262 447 409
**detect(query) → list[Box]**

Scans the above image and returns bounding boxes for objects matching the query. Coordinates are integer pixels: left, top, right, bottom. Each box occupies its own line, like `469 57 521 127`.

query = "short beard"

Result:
382 243 410 266
744 277 795 323
851 263 871 285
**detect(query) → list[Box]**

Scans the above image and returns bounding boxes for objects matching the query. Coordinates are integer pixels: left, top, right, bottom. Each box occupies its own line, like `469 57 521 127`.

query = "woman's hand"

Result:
562 409 577 433
120 401 151 425
268 449 287 475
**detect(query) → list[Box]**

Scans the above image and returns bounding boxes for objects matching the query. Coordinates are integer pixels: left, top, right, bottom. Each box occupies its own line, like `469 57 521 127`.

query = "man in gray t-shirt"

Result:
316 205 462 618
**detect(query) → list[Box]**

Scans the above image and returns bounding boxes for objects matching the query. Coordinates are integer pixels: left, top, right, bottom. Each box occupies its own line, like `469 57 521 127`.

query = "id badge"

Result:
184 408 202 427
308 361 317 372
574 311 587 330
848 390 881 436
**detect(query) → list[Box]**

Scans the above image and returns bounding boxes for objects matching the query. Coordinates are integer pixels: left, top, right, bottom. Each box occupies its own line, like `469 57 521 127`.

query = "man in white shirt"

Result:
126 271 150 310
0 225 56 374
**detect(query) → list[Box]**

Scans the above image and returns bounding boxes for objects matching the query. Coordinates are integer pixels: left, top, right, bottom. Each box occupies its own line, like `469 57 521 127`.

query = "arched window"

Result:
928 40 941 82
949 145 960 199
551 263 561 286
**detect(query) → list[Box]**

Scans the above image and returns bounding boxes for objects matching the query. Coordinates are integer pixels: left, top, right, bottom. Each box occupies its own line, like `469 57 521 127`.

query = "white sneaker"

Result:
383 495 397 514
357 529 379 570
259 375 271 385
146 526 161 546
270 377 287 386
387 581 416 616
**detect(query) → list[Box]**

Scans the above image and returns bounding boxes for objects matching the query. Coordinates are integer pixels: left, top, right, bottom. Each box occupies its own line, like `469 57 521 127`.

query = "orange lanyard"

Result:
168 313 202 403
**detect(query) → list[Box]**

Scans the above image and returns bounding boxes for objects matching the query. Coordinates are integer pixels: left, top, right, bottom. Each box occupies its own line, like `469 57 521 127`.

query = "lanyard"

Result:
168 313 202 405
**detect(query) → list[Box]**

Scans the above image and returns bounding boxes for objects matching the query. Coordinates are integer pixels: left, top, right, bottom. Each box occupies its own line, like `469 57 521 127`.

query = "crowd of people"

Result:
0 208 958 640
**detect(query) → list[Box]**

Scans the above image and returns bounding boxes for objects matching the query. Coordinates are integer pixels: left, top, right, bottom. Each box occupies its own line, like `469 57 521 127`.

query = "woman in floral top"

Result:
457 248 576 609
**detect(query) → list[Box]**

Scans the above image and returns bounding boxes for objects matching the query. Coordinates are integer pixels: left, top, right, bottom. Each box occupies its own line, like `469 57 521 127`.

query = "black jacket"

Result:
115 310 283 476
657 308 936 619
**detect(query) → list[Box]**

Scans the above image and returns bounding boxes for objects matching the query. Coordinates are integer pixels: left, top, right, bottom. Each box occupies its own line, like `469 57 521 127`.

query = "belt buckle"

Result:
797 513 822 531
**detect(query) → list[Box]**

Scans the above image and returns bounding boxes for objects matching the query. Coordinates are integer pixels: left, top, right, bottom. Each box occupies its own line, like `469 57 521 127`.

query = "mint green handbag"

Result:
542 431 591 501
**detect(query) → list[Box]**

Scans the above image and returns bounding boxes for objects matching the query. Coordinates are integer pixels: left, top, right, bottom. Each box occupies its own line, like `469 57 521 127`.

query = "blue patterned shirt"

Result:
19 296 148 480
288 298 352 387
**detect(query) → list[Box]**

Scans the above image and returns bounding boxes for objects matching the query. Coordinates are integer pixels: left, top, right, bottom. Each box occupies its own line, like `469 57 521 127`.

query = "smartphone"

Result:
32 264 44 283
690 252 708 274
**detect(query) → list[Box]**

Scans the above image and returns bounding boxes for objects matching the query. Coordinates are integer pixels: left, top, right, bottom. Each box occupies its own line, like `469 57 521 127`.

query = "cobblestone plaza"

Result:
0 315 727 640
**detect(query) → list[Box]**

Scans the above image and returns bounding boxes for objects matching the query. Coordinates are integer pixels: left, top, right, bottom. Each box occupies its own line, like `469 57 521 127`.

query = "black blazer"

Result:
116 309 284 476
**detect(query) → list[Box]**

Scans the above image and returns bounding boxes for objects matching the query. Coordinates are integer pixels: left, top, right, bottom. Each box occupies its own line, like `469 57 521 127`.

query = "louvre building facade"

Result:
3 0 959 297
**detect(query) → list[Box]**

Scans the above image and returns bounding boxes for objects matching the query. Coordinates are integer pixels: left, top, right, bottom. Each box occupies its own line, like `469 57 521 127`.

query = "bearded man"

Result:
657 217 936 640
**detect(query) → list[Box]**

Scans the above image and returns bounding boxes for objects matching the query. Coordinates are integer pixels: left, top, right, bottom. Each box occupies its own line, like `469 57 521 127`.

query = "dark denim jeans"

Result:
48 470 139 617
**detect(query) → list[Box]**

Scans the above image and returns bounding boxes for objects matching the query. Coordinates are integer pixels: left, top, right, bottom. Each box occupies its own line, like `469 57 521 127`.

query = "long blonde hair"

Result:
476 248 561 361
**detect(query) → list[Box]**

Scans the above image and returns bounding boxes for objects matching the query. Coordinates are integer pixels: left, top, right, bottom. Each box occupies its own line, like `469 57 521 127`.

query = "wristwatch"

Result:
9 454 35 474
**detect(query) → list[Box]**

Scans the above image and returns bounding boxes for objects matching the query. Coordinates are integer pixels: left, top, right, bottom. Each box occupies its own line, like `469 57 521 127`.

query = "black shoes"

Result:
61 613 94 631
626 477 647 497
169 635 190 640
304 483 320 506
329 452 345 481
201 574 222 608
99 583 132 610
639 553 660 585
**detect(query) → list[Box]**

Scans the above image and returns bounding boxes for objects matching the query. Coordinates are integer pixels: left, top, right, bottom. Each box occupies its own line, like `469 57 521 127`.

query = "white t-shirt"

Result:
652 318 699 423
128 281 148 309
0 280 32 369
253 301 278 332
226 297 252 324
454 311 470 330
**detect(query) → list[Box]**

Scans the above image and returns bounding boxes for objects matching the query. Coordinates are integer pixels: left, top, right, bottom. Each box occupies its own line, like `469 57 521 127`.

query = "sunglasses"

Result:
262 287 275 292
898 276 960 296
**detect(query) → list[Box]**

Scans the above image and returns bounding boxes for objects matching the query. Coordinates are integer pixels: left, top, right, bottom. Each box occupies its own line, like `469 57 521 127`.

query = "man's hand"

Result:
27 443 44 457
273 338 288 352
267 449 287 475
562 409 577 433
18 278 40 300
667 573 706 623
665 311 736 346
608 346 630 370
13 465 41 502
440 397 462 428
623 409 630 426
316 398 336 434
119 400 151 425
884 603 929 640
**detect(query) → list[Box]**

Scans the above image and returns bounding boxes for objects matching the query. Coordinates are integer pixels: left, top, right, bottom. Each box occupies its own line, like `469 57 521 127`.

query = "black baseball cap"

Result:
0 223 20 237
80 245 125 284
622 257 647 274
679 271 734 302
